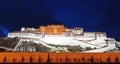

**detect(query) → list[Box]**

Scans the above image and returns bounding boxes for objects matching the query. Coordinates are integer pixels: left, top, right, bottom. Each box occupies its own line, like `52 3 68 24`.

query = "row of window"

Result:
16 47 36 52
8 33 42 36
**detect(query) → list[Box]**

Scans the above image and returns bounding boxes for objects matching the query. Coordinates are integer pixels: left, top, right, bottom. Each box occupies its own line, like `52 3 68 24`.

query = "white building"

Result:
7 25 120 52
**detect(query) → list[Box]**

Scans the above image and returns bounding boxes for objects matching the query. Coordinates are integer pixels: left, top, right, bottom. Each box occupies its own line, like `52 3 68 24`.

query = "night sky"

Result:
0 0 120 41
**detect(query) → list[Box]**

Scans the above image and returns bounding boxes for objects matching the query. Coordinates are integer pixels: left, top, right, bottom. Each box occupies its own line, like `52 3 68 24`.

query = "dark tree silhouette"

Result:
88 59 89 61
100 57 102 63
106 56 110 63
65 57 69 62
29 56 33 63
65 56 69 63
78 59 80 62
60 58 62 62
38 56 41 63
82 57 85 61
97 59 99 62
74 58 76 62
90 56 94 63
13 58 16 62
56 57 58 62
50 58 53 61
115 56 119 63
3 57 7 63
47 53 50 63
68 58 70 62
21 56 25 62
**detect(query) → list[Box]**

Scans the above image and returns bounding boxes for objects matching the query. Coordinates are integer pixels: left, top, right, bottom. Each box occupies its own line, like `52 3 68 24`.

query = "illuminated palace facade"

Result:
7 25 119 52
8 25 105 38
39 25 65 35
8 25 84 38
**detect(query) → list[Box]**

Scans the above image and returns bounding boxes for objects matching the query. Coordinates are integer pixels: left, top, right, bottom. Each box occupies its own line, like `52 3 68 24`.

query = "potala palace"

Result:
7 25 120 52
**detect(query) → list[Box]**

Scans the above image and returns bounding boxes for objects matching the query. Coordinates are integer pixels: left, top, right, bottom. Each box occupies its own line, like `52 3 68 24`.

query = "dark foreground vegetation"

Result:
0 37 19 52
19 41 51 52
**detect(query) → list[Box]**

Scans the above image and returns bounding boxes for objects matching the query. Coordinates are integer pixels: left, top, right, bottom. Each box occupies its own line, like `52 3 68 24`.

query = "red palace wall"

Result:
39 25 65 35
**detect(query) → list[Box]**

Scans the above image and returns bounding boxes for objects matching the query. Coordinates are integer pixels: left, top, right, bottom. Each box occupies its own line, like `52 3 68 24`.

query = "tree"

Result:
29 56 33 63
65 57 69 62
13 58 16 62
85 47 92 51
88 59 89 61
90 56 94 63
97 59 99 62
60 58 62 62
3 57 7 63
65 57 70 63
47 53 50 63
74 58 76 62
56 57 59 62
82 57 85 61
115 57 119 63
78 58 80 63
106 56 110 63
67 46 78 52
38 56 41 63
21 56 25 63
100 57 102 63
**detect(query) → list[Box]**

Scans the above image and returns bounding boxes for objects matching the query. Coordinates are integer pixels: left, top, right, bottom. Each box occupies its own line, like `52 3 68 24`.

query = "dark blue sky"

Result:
0 0 120 41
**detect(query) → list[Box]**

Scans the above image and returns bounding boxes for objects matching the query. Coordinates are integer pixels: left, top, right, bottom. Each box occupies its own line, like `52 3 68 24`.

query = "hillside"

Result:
0 37 19 51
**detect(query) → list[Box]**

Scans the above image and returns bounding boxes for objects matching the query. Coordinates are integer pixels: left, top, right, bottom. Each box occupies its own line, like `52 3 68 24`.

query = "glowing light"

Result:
0 26 9 36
